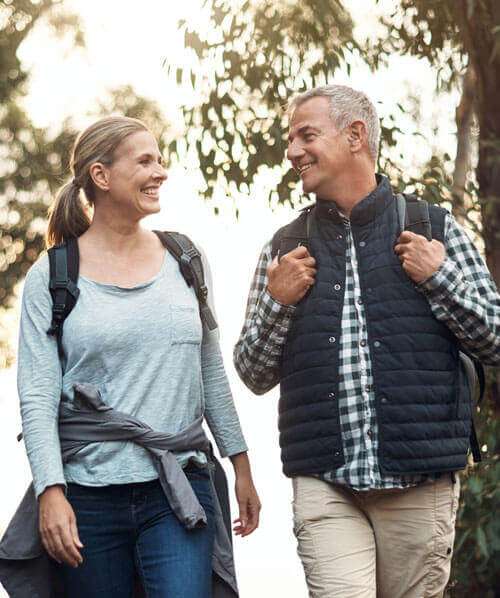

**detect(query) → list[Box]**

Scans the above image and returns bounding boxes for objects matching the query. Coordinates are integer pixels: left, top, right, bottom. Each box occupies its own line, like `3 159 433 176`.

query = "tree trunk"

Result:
463 2 500 288
452 66 476 225
462 1 500 410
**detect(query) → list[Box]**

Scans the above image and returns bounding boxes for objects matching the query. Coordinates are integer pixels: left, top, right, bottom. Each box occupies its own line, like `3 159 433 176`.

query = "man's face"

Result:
287 96 350 199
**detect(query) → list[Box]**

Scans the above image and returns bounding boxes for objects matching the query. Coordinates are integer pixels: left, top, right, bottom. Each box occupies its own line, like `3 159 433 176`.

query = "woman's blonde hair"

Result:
46 116 150 247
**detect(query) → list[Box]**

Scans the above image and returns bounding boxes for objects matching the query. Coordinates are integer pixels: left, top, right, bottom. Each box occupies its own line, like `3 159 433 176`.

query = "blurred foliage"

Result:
93 84 169 155
448 399 499 597
0 1 168 367
369 0 500 286
0 0 81 357
168 0 360 205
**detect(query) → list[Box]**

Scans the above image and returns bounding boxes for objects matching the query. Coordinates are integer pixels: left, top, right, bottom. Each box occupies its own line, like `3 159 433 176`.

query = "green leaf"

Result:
476 527 489 558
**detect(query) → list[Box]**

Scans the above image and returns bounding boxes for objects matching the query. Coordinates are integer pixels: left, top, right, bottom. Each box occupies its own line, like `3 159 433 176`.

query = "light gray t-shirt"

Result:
17 246 248 498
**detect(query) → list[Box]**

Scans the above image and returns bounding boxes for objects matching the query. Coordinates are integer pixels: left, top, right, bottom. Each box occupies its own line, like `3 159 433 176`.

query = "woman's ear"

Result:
89 163 110 192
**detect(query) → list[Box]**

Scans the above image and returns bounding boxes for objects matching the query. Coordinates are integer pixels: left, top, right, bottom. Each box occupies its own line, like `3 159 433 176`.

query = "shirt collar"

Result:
314 174 393 226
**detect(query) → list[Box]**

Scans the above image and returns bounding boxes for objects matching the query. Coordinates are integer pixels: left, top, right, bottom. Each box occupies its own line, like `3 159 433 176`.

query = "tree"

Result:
370 0 500 288
0 1 169 367
0 0 82 367
169 0 359 208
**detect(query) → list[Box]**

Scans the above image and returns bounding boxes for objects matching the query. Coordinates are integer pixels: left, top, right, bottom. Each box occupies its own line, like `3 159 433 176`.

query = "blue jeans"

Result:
58 466 215 598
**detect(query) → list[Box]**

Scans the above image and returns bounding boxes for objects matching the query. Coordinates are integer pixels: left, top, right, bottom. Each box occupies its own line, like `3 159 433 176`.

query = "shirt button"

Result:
334 283 341 291
365 386 370 392
359 241 366 247
357 298 363 305
374 340 381 348
367 428 372 437
328 392 335 398
360 340 366 347
336 233 343 240
381 396 388 404
334 451 341 457
329 336 336 343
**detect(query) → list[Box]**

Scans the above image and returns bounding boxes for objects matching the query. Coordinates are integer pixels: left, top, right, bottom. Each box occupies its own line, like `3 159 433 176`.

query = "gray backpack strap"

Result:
396 193 408 235
154 231 218 331
396 193 432 240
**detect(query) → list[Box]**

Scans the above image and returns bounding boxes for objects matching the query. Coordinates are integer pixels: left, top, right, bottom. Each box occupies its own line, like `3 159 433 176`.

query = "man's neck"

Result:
319 171 378 219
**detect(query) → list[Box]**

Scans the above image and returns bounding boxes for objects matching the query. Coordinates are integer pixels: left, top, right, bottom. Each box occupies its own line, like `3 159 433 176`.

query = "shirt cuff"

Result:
256 288 296 327
217 439 249 459
417 257 463 299
35 478 67 500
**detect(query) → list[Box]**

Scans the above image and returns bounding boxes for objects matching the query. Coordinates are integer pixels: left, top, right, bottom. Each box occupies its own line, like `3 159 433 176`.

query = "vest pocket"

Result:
170 305 202 345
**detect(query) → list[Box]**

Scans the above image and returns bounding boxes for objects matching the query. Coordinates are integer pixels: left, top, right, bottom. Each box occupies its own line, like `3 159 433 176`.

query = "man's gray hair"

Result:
289 84 380 163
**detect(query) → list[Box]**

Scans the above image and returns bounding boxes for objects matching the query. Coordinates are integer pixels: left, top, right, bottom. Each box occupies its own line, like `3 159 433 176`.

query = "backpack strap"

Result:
154 231 217 331
469 359 486 463
396 193 432 240
47 238 80 363
271 205 315 261
398 193 485 463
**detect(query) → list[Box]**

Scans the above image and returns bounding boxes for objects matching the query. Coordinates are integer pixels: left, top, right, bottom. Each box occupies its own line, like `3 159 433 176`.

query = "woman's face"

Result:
103 130 168 218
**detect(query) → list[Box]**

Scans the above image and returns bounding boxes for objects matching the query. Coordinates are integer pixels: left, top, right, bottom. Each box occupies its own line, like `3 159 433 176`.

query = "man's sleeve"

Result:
417 214 500 365
233 242 296 394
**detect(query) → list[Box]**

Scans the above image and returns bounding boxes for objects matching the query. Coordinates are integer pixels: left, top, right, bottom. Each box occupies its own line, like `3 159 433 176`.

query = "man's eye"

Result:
140 159 150 164
305 134 315 141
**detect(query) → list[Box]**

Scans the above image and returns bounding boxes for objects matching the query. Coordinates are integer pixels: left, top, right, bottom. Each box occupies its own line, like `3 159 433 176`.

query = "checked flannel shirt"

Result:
234 211 500 490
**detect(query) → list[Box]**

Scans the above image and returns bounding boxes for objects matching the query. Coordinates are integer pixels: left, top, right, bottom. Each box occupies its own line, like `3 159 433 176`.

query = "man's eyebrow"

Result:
288 125 318 142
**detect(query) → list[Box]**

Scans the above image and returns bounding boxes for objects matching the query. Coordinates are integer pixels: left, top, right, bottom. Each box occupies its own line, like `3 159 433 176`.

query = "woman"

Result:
16 116 260 597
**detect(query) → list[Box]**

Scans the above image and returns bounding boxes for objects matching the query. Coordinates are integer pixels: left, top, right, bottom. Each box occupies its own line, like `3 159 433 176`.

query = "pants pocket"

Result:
424 476 460 597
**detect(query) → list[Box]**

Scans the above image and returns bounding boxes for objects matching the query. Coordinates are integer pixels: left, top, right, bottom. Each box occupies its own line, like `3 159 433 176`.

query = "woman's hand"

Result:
38 485 84 568
229 452 261 537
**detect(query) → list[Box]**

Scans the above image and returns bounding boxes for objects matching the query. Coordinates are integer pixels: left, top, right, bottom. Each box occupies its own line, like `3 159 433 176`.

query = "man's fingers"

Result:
394 242 407 255
302 256 316 267
396 231 418 244
287 245 311 259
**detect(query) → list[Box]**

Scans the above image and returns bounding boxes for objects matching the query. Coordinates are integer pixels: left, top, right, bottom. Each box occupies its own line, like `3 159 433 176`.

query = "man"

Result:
234 84 500 597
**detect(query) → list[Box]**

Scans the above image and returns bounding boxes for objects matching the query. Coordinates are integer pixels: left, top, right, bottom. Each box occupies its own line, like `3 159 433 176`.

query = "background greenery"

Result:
1 0 498 595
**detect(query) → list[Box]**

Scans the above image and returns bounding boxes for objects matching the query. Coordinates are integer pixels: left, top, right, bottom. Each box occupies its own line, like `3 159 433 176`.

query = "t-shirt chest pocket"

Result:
170 305 203 345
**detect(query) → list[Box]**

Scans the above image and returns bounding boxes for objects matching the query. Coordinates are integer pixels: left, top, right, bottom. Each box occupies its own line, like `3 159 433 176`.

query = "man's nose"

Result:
286 140 304 163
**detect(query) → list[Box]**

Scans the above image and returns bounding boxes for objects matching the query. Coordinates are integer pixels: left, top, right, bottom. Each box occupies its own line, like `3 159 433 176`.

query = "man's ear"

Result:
89 163 110 191
347 120 367 155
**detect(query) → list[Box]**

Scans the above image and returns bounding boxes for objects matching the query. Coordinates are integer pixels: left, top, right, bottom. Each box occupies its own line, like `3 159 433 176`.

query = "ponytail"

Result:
46 181 91 247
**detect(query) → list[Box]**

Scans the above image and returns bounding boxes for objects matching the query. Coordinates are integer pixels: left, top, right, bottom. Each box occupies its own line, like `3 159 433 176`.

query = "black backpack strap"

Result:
271 205 315 262
469 360 486 463
154 231 217 331
47 237 80 362
396 193 432 240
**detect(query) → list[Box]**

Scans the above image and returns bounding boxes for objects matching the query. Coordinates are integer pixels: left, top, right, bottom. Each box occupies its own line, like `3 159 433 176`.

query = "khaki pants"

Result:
292 475 460 598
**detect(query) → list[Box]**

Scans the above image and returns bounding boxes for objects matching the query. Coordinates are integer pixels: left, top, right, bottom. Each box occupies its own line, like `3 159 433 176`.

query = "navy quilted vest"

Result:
279 177 473 477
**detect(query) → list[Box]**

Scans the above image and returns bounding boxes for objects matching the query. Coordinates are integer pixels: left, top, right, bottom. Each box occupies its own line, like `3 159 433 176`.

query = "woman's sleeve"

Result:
17 256 66 498
198 248 248 458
